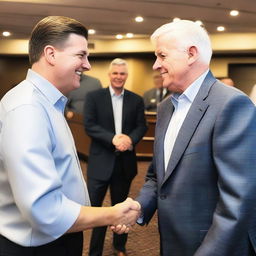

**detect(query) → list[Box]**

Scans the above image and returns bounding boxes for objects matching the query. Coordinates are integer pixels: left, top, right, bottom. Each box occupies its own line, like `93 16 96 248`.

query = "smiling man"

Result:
136 20 256 256
84 58 147 256
0 17 140 256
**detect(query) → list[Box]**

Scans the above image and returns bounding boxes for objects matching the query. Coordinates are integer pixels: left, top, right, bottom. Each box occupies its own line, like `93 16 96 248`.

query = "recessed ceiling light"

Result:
195 20 203 26
217 26 225 32
88 29 96 35
126 33 134 38
2 31 11 37
173 17 180 22
135 16 144 22
116 34 123 39
230 10 239 16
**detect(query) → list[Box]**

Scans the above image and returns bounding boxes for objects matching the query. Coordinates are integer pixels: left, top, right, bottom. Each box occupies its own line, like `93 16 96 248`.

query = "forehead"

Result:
62 33 88 50
155 35 178 53
110 64 128 73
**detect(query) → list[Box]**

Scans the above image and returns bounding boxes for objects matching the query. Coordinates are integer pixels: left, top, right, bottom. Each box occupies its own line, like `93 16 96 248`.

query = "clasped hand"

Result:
112 134 133 152
110 198 141 234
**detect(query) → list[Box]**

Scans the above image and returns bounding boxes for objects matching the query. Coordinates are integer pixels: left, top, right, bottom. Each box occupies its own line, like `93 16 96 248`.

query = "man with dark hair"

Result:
0 16 140 256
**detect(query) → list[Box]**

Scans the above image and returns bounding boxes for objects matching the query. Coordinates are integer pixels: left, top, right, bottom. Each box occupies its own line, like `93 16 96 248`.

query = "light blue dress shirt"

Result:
164 70 209 170
0 69 90 246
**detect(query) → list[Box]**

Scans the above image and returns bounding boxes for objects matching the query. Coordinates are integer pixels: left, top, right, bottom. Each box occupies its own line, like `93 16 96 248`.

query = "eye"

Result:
160 53 166 59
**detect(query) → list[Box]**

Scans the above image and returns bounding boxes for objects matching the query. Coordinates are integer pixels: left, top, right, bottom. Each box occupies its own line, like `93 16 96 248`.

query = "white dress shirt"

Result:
0 69 90 246
164 70 209 170
109 86 124 134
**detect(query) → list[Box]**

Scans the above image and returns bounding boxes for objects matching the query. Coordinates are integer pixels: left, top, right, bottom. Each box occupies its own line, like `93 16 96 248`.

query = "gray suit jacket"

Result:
66 74 102 114
137 71 256 256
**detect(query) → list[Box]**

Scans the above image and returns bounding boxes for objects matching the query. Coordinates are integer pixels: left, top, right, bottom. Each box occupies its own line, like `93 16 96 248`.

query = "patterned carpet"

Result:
80 160 160 256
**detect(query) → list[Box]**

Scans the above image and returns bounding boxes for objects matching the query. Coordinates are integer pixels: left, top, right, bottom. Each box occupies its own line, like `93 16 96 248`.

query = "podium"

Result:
66 112 156 160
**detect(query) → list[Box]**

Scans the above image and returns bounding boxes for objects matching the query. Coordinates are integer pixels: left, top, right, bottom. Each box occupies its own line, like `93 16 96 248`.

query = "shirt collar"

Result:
171 69 209 105
109 85 124 97
26 69 68 110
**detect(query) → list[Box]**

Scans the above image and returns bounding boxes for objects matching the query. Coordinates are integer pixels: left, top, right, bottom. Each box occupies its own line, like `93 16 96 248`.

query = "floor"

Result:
80 160 160 256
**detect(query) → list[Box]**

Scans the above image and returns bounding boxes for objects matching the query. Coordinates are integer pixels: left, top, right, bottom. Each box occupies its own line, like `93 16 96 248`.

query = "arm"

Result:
84 91 115 149
136 160 158 225
127 97 147 146
195 95 256 255
68 198 141 233
2 105 81 237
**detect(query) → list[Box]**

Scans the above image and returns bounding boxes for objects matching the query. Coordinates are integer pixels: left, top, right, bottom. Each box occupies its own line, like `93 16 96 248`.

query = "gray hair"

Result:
109 58 128 73
151 20 212 64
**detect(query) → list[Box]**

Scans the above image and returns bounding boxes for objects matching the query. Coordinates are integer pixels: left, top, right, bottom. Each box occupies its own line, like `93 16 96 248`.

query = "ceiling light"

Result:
230 10 239 16
217 26 225 32
195 20 203 26
88 29 96 35
2 31 11 37
116 34 123 39
173 17 180 22
126 33 134 38
135 16 144 22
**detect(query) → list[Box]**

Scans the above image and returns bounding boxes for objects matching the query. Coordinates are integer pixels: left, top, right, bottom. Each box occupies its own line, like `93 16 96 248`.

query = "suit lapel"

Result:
162 71 216 184
122 90 128 131
104 87 115 132
155 99 174 183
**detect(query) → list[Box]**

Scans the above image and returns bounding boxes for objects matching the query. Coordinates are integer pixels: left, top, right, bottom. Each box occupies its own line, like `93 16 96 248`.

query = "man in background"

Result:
143 70 170 112
0 16 139 256
219 76 235 87
84 58 147 256
66 73 102 115
136 20 256 255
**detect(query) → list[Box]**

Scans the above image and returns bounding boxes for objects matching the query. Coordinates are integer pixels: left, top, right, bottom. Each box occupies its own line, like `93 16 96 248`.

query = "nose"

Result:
153 59 161 70
83 58 91 71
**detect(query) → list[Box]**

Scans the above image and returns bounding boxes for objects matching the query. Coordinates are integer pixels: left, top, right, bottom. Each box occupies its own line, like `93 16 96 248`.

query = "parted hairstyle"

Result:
29 16 88 65
151 19 212 65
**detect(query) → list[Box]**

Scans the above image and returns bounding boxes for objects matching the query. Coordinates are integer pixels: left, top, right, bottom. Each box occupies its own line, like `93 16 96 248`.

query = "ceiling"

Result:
0 0 256 41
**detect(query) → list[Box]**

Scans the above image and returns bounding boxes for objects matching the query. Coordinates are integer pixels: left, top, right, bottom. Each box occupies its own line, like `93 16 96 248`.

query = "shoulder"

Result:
87 87 107 96
1 80 37 112
124 89 143 100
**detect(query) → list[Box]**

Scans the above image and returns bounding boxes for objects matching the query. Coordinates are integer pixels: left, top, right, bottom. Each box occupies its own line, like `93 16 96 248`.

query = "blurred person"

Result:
136 20 256 256
143 70 170 111
219 76 235 87
0 16 140 256
249 84 256 105
66 73 102 117
84 58 147 256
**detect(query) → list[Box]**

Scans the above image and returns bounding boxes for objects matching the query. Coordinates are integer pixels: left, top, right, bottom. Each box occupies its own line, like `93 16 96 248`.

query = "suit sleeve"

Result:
127 97 147 145
136 160 158 225
84 92 115 149
195 94 256 255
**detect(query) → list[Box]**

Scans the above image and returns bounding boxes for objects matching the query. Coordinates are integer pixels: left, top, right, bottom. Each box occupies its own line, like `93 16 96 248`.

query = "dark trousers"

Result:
0 232 83 256
87 156 132 256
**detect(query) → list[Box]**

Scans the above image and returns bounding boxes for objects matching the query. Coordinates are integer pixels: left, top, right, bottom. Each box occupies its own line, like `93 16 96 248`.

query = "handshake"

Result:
110 198 141 234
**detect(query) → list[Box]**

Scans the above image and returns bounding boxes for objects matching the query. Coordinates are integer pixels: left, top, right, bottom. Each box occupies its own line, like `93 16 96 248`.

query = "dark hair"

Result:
29 16 88 65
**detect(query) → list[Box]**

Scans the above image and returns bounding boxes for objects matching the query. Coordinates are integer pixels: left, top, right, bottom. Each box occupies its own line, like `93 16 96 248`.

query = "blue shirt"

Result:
164 69 209 170
0 69 90 246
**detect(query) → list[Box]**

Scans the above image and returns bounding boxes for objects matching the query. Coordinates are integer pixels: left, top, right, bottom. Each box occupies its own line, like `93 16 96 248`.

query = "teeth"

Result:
76 71 82 76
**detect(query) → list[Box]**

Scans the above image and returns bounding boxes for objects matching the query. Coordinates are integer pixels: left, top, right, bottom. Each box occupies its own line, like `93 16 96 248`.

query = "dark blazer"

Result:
143 88 171 112
66 74 102 114
84 87 147 181
137 71 256 256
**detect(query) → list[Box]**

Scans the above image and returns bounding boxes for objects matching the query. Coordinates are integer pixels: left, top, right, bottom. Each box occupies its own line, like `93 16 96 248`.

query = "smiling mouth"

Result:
75 71 82 76
160 71 168 75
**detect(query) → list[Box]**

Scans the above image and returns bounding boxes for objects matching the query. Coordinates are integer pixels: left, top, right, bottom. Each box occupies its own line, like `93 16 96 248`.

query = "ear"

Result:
43 45 56 65
187 46 199 65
